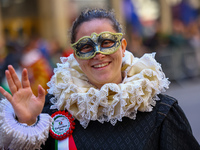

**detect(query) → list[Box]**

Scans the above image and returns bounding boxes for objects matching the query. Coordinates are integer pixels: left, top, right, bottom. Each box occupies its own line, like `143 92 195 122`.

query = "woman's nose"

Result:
93 52 106 60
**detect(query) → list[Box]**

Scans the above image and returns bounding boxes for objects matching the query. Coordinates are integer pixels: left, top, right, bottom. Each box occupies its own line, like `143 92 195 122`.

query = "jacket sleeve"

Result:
158 95 200 150
0 98 52 150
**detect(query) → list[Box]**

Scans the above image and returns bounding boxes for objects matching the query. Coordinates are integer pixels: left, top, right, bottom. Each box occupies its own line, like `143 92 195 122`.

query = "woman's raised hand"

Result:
0 65 46 125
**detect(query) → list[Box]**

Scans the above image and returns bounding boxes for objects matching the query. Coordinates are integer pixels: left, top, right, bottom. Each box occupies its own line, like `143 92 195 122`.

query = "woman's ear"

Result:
73 52 77 60
121 38 127 57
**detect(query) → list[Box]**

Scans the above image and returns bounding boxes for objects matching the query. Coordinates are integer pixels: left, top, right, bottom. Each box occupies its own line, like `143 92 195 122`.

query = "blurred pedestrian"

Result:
0 41 22 94
20 36 53 96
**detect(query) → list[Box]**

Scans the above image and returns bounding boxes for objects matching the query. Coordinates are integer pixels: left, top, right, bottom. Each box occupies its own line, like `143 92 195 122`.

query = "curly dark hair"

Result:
70 8 122 44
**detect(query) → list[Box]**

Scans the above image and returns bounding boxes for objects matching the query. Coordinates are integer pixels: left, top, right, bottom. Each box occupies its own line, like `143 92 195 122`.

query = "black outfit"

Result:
42 94 200 150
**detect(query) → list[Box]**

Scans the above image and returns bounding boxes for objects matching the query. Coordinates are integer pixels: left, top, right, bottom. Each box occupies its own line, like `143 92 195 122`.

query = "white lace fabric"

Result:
47 51 170 128
0 98 52 150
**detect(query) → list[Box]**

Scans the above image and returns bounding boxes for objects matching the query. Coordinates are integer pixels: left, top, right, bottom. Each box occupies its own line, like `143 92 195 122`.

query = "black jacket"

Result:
41 94 200 150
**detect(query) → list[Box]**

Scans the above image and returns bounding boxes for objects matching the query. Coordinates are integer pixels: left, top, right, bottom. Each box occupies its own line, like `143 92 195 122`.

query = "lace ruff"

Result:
47 51 170 128
0 98 52 150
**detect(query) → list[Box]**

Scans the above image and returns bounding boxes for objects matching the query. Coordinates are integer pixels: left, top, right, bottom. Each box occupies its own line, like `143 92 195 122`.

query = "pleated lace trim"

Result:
47 51 170 128
0 99 52 150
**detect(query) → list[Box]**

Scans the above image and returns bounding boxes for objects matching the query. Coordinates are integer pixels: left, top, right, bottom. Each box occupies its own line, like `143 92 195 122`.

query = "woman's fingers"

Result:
8 65 22 91
6 65 30 95
37 85 45 107
5 70 18 94
37 85 45 100
0 86 13 102
21 68 31 88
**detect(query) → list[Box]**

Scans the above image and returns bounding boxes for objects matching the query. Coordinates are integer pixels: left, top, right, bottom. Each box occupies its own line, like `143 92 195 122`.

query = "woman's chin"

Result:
91 76 120 88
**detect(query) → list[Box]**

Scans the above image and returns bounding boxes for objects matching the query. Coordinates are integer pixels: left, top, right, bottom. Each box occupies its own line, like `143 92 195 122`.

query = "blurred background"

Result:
0 0 199 143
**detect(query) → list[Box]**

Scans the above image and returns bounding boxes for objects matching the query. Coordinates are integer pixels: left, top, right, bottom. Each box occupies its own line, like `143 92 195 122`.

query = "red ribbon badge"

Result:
50 111 75 140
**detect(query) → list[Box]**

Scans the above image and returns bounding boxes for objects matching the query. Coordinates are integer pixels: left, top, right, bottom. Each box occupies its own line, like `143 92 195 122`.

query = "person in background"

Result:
20 36 53 96
0 8 200 150
0 41 22 95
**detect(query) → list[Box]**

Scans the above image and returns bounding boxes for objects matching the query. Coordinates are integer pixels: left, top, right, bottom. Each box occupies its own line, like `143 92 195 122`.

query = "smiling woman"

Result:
72 19 126 89
0 8 200 150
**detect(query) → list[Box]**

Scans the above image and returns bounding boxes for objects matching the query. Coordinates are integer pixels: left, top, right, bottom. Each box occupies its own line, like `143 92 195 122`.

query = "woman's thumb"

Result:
37 85 46 100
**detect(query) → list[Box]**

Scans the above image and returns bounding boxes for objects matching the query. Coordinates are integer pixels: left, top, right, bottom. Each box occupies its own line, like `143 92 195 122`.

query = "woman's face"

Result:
74 19 127 89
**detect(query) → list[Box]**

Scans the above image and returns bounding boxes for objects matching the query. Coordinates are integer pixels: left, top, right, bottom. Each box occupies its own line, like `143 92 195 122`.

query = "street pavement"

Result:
164 77 200 144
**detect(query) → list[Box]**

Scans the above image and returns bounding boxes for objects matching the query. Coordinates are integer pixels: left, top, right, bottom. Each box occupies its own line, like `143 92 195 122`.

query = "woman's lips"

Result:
93 62 110 68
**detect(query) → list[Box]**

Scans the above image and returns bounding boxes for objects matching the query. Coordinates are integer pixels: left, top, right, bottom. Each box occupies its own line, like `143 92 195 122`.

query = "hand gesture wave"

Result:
0 65 45 125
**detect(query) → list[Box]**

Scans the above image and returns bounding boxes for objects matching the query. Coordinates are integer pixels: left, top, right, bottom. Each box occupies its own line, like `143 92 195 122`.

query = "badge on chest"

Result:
50 111 75 140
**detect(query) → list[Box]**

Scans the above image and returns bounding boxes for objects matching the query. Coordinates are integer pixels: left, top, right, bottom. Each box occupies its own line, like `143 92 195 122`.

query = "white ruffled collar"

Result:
47 51 170 128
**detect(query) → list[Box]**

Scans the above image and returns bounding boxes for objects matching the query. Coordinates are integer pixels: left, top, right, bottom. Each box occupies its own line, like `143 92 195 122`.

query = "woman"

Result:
0 8 199 150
